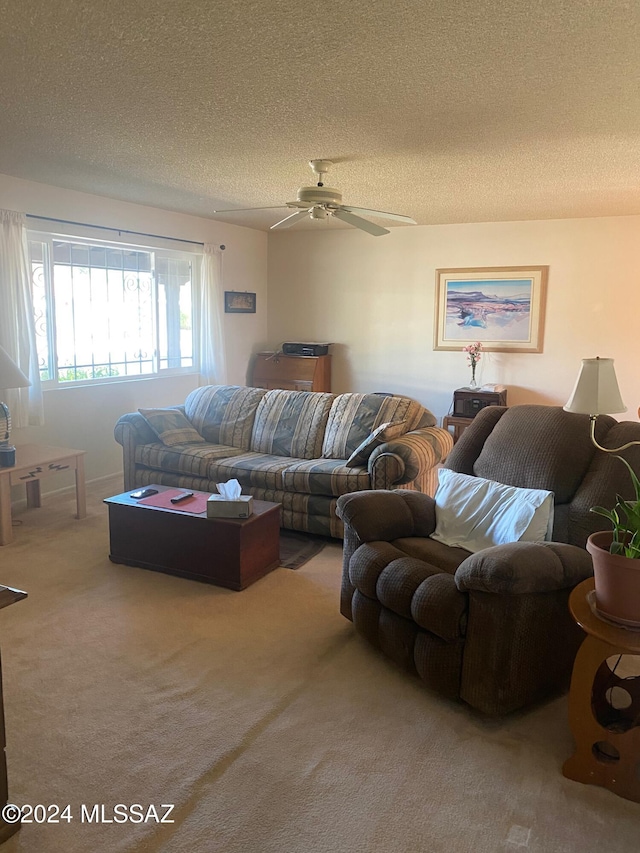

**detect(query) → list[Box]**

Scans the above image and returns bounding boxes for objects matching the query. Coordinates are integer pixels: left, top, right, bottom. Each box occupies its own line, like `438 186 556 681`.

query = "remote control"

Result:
170 492 194 504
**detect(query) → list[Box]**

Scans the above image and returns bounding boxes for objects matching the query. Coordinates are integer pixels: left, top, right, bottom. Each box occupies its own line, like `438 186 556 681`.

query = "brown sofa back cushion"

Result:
463 405 607 504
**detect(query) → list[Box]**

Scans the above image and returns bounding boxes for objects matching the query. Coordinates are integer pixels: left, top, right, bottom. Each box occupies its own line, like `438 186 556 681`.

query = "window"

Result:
28 234 199 385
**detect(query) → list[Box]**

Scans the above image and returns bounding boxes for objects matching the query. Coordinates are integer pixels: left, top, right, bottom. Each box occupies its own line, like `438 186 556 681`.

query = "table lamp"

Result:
564 357 639 454
0 344 32 468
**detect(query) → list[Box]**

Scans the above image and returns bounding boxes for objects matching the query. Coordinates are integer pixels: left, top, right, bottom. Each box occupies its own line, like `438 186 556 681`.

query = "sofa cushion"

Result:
208 452 300 491
282 458 371 497
346 420 407 467
322 393 436 460
392 536 471 574
184 385 267 449
135 443 245 478
138 408 205 446
250 389 334 459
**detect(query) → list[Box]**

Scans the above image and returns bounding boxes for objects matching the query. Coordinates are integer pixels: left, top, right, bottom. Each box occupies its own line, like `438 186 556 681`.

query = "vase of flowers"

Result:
463 342 483 389
587 455 640 626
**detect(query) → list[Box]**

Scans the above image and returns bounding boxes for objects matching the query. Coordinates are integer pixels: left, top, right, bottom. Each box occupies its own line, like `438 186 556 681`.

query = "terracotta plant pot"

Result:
586 530 640 628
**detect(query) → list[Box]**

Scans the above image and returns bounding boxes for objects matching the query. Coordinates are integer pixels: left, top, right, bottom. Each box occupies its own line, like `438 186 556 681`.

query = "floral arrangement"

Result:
462 342 483 387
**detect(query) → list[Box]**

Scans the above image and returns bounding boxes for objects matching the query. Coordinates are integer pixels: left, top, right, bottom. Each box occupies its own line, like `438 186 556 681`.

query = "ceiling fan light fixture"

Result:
310 207 328 220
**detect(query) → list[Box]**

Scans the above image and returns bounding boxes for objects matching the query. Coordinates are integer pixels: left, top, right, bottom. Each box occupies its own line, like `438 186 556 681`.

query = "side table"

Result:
0 584 27 842
442 415 473 444
0 444 86 545
563 577 640 803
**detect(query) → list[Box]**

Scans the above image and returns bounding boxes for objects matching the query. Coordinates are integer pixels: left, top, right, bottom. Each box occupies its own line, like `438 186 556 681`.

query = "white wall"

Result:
0 174 268 485
3 172 639 496
268 217 640 422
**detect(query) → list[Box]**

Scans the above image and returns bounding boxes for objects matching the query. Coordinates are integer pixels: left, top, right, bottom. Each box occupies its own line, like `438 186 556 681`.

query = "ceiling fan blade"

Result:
332 209 390 236
341 206 416 224
212 205 289 213
270 209 311 230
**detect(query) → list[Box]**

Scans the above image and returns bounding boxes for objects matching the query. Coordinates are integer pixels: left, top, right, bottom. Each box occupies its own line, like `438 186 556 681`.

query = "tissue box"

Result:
206 494 254 519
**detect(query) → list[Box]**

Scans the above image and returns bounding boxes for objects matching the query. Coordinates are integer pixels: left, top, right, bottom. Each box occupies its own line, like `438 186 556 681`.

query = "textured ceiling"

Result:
2 0 640 232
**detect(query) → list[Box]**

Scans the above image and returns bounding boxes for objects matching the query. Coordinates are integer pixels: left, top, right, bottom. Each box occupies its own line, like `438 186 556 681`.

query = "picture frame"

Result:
434 266 548 352
224 291 256 314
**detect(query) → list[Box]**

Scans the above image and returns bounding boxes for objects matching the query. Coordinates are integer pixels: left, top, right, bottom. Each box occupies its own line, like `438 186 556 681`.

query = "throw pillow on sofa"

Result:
431 468 554 553
346 420 407 467
138 408 205 447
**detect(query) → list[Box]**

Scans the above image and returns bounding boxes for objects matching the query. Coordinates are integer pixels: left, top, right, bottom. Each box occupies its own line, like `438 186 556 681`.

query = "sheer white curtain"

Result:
0 209 43 426
198 244 228 385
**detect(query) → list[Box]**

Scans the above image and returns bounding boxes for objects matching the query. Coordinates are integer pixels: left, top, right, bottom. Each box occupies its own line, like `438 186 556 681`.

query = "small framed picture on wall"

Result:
224 291 256 313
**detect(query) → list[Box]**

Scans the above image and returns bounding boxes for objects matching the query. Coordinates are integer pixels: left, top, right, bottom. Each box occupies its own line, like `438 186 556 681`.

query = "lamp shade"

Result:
0 344 31 391
563 357 626 416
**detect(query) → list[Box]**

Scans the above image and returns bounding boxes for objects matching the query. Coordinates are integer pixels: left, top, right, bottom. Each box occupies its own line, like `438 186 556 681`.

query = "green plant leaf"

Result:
614 455 640 502
590 456 640 556
590 506 617 523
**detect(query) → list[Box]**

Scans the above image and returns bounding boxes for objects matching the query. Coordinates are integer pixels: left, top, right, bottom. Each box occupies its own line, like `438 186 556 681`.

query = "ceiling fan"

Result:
212 160 417 236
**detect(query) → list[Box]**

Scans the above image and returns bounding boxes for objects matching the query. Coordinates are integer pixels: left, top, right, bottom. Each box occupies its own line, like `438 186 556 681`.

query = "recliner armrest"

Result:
454 541 593 595
336 489 436 543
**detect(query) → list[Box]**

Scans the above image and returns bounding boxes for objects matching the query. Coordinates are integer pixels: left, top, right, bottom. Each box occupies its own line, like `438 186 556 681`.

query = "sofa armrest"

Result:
336 489 437 543
114 412 158 447
114 413 159 491
368 426 453 490
454 541 593 595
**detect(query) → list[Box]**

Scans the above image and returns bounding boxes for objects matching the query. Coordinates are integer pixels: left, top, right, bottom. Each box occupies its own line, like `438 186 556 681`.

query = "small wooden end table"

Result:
563 577 640 803
0 444 87 545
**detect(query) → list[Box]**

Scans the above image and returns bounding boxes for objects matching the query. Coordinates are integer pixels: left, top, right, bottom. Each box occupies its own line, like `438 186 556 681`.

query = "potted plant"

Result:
587 455 640 626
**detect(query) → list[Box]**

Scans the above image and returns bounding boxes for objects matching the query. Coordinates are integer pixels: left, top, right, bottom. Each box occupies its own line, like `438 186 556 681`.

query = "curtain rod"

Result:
25 214 226 250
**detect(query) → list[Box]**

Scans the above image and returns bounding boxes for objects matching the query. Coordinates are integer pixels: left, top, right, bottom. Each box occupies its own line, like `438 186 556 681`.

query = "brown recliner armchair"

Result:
336 405 640 715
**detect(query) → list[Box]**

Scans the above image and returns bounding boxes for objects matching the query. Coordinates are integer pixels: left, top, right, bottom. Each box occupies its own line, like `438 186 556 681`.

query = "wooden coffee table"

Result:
104 486 282 590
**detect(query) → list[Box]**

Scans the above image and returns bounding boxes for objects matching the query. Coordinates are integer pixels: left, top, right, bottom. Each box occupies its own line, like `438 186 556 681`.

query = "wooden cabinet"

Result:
250 352 331 392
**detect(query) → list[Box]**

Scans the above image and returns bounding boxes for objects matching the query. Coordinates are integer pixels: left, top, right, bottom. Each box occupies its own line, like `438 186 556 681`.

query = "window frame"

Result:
28 229 201 389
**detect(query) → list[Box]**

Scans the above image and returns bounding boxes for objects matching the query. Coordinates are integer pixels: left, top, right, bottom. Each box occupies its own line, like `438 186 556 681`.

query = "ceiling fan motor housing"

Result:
296 186 343 207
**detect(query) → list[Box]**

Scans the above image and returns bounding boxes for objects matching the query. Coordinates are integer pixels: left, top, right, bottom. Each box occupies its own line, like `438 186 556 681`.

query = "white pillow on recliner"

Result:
431 469 554 554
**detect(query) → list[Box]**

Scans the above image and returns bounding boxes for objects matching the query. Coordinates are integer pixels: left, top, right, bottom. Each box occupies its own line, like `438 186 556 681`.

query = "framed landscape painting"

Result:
434 266 548 352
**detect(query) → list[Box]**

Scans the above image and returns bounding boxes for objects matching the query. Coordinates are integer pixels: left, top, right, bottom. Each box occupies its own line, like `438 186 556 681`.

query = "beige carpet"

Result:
0 477 638 853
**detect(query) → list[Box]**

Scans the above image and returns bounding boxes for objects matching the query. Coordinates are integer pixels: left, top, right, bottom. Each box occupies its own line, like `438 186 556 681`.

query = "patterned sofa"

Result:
114 384 453 538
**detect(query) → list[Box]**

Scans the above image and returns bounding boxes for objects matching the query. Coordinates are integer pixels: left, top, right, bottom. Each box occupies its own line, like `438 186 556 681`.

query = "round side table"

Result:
563 577 640 803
